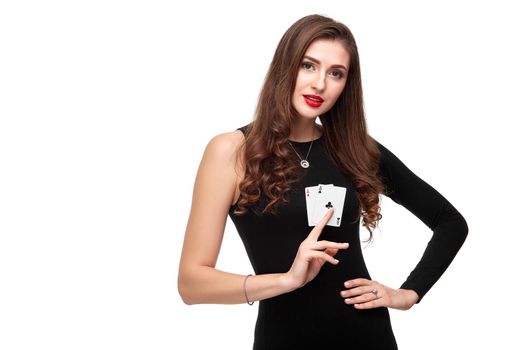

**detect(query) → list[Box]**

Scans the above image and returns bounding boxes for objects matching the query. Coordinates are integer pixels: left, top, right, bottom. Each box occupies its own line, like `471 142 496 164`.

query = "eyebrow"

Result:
303 55 348 71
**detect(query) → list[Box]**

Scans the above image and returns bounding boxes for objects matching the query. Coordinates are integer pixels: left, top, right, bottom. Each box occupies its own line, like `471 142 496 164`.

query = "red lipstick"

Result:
303 94 324 107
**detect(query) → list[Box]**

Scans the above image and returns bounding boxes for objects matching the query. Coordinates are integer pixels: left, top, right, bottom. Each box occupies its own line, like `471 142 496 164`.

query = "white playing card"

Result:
305 184 333 226
312 185 347 227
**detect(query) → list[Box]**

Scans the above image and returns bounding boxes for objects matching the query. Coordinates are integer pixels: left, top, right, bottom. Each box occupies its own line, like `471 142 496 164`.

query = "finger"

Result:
308 207 334 241
308 250 339 265
324 248 339 257
343 289 382 306
344 278 372 288
311 240 349 251
341 285 374 297
353 298 382 309
342 286 379 300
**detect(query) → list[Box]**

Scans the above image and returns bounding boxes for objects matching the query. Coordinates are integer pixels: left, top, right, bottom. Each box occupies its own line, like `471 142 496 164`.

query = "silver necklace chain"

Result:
288 124 315 169
287 125 316 168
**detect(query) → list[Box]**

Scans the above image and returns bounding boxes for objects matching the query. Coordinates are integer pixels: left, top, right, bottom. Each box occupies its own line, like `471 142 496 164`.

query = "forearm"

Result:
178 266 295 305
399 210 468 303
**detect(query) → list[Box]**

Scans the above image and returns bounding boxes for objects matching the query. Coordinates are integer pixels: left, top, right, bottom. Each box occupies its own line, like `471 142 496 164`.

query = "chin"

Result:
293 100 328 120
292 106 319 119
295 112 318 120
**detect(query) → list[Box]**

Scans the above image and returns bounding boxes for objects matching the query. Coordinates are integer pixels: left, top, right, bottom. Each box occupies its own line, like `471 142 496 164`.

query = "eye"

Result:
301 62 314 70
301 62 345 79
331 70 344 79
332 70 345 79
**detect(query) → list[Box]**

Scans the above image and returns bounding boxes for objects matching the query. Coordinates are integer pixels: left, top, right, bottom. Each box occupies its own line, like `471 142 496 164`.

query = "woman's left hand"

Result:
340 278 419 311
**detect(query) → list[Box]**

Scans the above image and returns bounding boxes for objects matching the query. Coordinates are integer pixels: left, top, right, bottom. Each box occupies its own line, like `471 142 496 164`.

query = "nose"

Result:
311 71 326 92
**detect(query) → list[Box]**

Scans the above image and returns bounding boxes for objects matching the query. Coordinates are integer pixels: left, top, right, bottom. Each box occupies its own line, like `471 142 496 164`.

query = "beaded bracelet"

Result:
243 274 254 305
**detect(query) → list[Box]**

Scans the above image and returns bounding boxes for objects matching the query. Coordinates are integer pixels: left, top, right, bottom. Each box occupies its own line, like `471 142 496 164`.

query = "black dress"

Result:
228 124 468 349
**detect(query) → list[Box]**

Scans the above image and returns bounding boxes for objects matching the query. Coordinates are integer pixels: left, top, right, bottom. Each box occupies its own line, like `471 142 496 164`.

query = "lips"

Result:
303 94 324 102
303 94 324 108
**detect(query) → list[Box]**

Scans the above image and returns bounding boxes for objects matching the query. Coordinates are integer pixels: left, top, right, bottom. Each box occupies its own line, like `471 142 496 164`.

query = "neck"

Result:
288 118 322 142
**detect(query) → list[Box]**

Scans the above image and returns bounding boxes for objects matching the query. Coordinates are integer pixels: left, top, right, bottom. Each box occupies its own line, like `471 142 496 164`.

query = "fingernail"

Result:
334 259 339 263
345 282 350 287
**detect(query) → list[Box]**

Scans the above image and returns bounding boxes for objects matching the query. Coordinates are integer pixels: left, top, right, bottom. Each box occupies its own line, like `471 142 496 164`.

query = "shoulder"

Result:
370 136 424 198
369 136 407 186
369 136 388 156
369 136 390 170
201 129 246 169
369 136 401 166
205 129 245 154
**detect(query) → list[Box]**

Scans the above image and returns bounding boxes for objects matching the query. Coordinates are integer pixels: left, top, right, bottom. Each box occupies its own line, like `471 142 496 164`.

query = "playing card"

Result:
312 185 347 227
305 184 333 226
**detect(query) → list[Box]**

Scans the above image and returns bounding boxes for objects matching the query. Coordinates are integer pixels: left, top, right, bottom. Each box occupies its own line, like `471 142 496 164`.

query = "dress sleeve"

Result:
374 139 469 304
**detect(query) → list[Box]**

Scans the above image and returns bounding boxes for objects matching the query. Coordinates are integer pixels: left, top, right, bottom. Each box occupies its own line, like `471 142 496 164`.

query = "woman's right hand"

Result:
284 207 350 290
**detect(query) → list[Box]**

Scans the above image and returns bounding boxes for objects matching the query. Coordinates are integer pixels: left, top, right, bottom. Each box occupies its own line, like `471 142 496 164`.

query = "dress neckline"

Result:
287 133 324 144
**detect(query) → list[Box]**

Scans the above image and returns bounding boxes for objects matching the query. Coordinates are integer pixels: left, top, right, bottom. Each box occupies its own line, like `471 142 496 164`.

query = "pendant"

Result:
300 160 310 168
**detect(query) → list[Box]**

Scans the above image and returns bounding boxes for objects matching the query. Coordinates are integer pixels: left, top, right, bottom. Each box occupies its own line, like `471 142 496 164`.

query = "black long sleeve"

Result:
375 139 469 304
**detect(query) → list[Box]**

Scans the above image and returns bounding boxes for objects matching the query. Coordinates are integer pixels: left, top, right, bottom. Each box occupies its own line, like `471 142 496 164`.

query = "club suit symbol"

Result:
325 202 333 209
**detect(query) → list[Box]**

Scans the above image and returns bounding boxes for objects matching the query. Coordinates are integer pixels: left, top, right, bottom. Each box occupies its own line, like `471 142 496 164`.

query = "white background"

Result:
1 1 524 349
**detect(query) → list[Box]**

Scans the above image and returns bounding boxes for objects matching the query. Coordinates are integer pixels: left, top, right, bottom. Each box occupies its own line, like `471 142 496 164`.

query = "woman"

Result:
178 14 468 349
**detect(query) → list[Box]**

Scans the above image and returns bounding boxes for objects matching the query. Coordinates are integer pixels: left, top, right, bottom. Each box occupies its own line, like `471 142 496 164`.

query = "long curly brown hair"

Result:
232 14 385 242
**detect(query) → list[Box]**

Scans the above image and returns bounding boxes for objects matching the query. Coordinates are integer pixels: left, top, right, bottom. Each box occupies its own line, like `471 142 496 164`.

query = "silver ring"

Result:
371 288 378 297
